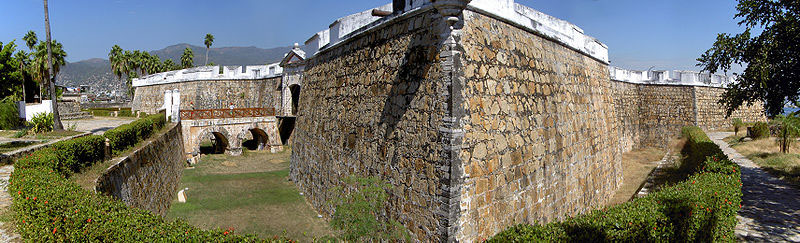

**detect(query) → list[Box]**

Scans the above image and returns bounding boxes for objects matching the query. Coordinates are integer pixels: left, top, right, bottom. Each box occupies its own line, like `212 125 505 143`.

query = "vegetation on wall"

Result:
330 176 410 242
490 127 742 242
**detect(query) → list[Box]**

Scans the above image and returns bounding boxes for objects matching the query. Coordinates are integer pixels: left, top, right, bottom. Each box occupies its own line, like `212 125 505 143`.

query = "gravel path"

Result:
63 117 136 135
709 132 800 242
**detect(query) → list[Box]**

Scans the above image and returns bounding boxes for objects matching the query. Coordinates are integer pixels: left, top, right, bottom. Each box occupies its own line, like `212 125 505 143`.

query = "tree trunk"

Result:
19 63 26 103
43 0 63 130
205 47 209 66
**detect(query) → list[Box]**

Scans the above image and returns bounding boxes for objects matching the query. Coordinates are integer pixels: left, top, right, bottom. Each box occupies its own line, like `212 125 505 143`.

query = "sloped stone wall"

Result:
695 86 767 130
95 122 184 216
132 77 281 114
455 10 622 241
612 81 643 152
289 10 451 241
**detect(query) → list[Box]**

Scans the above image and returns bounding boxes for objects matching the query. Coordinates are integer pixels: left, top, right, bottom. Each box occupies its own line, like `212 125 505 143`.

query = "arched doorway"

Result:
289 84 301 115
243 128 269 151
198 131 230 155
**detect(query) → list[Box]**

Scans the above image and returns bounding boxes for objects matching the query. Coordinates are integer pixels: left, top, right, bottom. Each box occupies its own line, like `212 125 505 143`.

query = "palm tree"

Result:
204 34 214 66
181 47 194 69
14 51 29 102
42 0 62 130
31 40 66 93
23 31 37 51
163 59 177 71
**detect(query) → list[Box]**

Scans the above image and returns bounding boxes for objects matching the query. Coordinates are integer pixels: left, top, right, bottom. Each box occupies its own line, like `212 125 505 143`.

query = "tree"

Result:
43 0 62 130
0 41 24 100
31 40 66 97
23 31 37 51
204 33 214 66
776 115 800 153
181 47 194 69
698 0 800 117
163 59 178 71
14 50 29 102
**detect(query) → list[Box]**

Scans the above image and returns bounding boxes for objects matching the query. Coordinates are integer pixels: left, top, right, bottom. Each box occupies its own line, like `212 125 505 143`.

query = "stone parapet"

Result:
131 77 281 115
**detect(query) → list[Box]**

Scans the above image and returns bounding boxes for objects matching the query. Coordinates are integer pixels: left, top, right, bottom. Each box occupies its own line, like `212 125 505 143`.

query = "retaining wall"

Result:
131 77 281 114
95 122 185 216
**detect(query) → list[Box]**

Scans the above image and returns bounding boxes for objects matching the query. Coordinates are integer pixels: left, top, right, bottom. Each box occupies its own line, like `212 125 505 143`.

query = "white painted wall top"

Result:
132 63 283 87
300 0 609 63
609 66 735 88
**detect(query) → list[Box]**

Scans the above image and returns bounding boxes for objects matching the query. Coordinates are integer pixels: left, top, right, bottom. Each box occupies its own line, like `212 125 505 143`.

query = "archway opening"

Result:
289 84 301 116
243 128 269 151
278 117 296 145
199 132 229 155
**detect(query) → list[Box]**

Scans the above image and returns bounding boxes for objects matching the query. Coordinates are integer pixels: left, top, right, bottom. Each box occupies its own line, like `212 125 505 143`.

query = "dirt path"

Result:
709 132 800 242
63 117 136 135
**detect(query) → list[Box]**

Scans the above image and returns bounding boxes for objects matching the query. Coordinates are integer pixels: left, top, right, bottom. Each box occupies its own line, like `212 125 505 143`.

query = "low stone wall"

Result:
56 101 82 115
95 122 185 216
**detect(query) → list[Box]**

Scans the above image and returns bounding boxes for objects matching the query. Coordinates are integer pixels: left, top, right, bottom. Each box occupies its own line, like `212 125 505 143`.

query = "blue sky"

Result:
1 0 747 72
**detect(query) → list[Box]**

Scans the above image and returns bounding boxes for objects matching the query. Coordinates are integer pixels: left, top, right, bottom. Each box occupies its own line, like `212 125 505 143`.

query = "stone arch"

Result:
289 84 301 115
196 126 232 155
243 127 269 151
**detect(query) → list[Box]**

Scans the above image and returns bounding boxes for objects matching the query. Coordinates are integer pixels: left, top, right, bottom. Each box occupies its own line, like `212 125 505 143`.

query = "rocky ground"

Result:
709 132 800 242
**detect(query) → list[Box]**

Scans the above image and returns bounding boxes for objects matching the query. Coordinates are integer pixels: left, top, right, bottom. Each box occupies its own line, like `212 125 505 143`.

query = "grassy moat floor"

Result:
725 134 800 188
165 147 333 241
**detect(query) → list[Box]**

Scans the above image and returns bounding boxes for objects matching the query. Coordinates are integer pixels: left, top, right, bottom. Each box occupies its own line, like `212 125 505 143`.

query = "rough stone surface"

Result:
291 10 449 241
456 10 622 241
290 7 769 243
709 132 800 242
0 165 20 242
95 122 185 216
695 87 767 131
611 83 766 150
131 77 282 114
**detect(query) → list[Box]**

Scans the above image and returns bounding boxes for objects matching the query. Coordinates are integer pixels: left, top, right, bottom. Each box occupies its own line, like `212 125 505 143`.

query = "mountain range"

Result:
56 44 292 93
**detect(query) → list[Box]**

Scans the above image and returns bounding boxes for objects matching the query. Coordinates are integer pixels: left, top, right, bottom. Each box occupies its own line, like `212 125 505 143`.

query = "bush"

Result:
330 176 410 241
750 122 770 139
28 112 53 134
0 98 22 130
10 121 286 241
491 127 741 242
118 110 134 117
103 113 165 154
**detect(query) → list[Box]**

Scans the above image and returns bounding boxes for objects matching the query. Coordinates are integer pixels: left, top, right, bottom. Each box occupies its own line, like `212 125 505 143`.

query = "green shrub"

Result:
491 127 741 242
751 122 770 139
118 110 133 117
330 176 410 241
91 110 111 117
103 113 165 155
28 112 53 134
0 98 22 130
50 135 106 174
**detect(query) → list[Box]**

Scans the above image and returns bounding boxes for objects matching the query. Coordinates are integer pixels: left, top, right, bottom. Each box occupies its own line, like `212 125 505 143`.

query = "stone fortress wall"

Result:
95 122 185 216
289 0 767 242
290 10 451 240
455 11 622 239
131 64 283 114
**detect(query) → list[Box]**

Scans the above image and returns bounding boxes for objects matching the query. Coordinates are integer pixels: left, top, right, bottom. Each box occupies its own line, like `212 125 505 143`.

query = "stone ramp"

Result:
708 132 800 242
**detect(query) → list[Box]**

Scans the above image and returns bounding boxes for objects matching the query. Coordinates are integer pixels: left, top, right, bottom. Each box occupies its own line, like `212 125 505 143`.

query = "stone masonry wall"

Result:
637 85 696 148
611 81 642 152
290 10 451 241
695 86 767 131
455 11 622 241
95 122 185 216
132 77 281 114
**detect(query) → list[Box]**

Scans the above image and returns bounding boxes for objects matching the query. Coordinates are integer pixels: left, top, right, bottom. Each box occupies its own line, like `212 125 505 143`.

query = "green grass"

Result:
0 130 15 138
166 149 332 241
726 135 800 187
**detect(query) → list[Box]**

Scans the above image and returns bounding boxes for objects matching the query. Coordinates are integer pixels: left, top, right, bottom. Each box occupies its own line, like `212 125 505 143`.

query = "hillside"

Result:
56 44 292 93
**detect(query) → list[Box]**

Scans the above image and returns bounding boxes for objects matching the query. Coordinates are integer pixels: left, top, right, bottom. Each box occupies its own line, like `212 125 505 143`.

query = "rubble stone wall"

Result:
636 85 697 148
695 86 767 130
95 122 184 216
611 81 643 152
455 11 622 241
131 77 281 114
289 10 451 241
